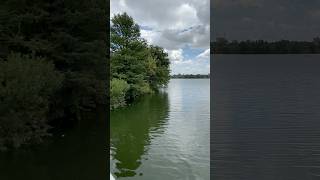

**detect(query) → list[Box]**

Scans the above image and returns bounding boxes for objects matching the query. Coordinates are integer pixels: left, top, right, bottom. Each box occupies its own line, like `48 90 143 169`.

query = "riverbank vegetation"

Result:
212 37 320 54
0 0 107 149
110 13 170 109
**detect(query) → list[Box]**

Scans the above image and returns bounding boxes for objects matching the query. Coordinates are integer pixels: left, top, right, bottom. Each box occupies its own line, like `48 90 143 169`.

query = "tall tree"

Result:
0 0 108 148
111 12 141 52
110 13 170 108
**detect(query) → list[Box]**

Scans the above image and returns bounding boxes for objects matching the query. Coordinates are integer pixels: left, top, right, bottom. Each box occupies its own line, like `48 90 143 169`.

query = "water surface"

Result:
110 79 210 180
212 54 320 179
0 109 107 180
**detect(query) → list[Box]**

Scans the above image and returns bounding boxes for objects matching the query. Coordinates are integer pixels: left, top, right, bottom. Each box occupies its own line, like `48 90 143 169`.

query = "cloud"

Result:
111 0 209 49
169 48 210 75
139 25 209 50
213 0 320 41
309 9 320 18
140 29 158 45
196 48 210 59
166 49 184 62
111 0 210 74
214 0 264 8
171 59 210 75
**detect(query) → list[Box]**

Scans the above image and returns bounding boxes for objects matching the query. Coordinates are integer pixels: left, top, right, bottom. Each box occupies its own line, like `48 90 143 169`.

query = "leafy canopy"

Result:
110 13 170 109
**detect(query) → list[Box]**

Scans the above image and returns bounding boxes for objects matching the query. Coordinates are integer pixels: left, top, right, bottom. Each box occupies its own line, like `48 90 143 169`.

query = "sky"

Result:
111 0 210 75
213 0 320 41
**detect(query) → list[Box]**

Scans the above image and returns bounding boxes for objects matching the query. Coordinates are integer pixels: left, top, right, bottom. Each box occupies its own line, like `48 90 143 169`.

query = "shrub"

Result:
0 53 63 149
110 78 129 109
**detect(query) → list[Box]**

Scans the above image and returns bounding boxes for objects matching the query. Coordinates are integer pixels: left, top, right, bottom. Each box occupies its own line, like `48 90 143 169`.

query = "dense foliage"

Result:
0 54 63 149
0 0 107 149
110 13 170 109
212 37 320 54
110 78 129 109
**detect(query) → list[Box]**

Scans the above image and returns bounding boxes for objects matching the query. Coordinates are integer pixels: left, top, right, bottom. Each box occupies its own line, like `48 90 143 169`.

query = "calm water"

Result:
110 79 210 180
212 55 320 180
0 109 107 180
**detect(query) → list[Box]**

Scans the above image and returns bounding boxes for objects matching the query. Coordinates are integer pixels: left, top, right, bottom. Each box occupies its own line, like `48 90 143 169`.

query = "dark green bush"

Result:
0 53 63 149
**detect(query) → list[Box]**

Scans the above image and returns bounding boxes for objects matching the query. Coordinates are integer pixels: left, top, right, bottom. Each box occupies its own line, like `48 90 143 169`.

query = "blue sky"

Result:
111 0 210 75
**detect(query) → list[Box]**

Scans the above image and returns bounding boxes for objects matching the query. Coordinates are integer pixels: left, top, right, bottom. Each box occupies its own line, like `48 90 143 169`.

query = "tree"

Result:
0 0 108 148
111 12 141 52
110 13 170 108
0 53 63 149
213 37 320 54
0 0 108 118
149 45 170 88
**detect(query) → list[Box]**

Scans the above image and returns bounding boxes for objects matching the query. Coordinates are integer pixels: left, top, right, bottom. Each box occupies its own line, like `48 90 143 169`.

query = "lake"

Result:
110 79 210 180
212 54 320 179
0 109 107 180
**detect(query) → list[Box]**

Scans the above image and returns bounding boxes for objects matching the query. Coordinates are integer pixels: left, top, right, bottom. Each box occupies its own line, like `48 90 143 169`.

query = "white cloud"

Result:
140 29 158 45
171 59 210 75
111 0 207 30
167 49 184 62
196 49 210 59
172 4 199 30
140 25 210 50
168 48 210 75
111 0 210 74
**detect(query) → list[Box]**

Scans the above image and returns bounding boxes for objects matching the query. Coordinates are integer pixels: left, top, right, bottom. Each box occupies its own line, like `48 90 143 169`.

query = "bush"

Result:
110 78 129 109
0 53 63 149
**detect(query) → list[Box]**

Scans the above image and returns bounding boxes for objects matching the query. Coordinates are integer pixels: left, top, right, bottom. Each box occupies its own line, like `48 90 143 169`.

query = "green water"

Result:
110 79 210 180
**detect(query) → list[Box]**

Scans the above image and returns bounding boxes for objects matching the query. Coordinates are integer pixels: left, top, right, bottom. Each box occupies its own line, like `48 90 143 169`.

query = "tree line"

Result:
212 37 320 54
0 0 107 149
171 74 210 79
110 13 170 109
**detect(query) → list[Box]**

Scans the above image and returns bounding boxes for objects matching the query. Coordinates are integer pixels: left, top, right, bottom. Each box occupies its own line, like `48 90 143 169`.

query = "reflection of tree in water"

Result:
0 108 107 180
110 92 169 178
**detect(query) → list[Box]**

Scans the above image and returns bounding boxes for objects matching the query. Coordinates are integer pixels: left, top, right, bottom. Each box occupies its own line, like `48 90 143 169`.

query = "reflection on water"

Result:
110 79 210 180
110 93 169 177
0 108 107 180
213 55 320 180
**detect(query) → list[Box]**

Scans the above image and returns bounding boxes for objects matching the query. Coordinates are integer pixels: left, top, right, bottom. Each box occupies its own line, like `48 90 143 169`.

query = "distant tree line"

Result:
0 0 107 149
110 13 170 109
171 74 210 79
212 37 320 54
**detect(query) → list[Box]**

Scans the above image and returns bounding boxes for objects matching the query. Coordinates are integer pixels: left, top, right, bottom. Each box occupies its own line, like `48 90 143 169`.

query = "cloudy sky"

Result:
213 0 320 41
111 0 210 75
